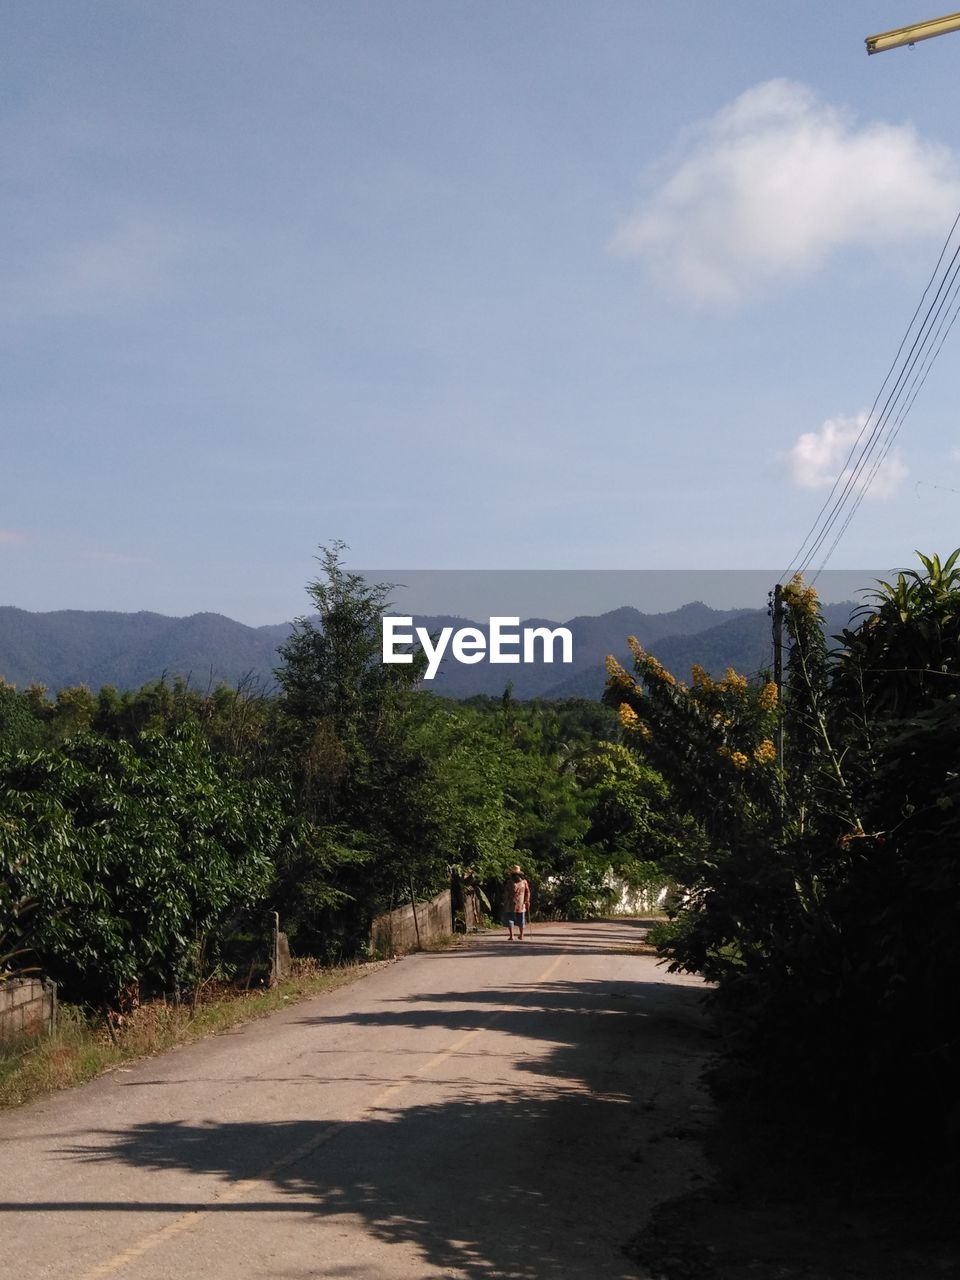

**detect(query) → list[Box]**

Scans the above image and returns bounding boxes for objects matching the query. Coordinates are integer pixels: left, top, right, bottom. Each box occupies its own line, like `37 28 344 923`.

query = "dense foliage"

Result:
607 552 960 1148
0 546 672 1008
0 729 279 1007
7 540 956 1155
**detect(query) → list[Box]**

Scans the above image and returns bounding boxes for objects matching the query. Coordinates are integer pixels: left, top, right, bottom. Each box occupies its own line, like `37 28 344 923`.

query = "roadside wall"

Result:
371 890 453 956
605 874 669 916
0 978 57 1044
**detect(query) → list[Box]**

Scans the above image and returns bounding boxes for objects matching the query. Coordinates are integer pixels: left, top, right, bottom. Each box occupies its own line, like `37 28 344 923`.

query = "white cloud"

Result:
788 412 907 498
610 79 960 304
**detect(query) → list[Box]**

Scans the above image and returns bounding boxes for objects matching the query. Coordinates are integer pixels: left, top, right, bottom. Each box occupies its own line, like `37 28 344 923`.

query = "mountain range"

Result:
0 601 858 701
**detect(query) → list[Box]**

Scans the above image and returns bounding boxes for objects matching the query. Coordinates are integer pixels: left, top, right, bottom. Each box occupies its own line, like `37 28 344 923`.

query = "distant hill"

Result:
420 603 754 699
0 600 858 700
538 601 859 700
0 606 295 694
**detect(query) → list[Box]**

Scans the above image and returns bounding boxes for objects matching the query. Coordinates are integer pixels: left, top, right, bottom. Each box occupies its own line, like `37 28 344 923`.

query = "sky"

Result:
4 2 960 624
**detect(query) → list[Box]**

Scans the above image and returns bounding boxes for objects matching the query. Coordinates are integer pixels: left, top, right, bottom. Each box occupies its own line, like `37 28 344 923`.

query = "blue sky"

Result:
4 2 960 623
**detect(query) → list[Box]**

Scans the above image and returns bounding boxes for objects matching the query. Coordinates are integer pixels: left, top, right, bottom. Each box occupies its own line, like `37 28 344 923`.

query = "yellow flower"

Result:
721 668 748 693
758 681 778 711
753 739 777 764
605 655 634 687
782 574 819 617
691 664 714 691
618 702 652 739
638 650 677 686
729 751 750 770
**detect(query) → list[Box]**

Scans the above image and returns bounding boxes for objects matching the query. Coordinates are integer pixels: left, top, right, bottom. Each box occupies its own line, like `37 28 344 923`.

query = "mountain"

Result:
0 606 294 694
0 601 859 700
418 603 754 699
537 601 859 700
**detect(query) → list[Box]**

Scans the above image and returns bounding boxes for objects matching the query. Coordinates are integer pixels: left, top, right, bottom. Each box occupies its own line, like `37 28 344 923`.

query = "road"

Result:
0 921 713 1280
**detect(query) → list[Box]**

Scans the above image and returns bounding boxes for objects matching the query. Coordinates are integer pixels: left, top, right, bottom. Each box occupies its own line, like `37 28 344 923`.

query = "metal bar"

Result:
866 10 960 53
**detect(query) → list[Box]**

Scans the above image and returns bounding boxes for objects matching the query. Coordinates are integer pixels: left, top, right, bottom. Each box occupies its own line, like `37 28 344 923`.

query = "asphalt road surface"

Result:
0 921 713 1280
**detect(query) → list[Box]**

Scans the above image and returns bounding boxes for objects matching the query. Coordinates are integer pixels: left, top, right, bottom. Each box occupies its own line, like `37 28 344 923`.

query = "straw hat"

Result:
509 864 523 874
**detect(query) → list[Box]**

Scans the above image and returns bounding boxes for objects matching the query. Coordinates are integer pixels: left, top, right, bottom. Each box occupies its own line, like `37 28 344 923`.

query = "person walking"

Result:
502 864 531 941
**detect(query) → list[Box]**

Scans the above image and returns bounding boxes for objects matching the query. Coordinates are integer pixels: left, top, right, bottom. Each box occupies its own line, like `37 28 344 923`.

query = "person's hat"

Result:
509 864 523 874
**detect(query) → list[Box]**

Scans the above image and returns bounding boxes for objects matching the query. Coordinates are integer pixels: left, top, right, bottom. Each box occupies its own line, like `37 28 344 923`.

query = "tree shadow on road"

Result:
437 920 662 960
36 963 960 1280
39 975 714 1279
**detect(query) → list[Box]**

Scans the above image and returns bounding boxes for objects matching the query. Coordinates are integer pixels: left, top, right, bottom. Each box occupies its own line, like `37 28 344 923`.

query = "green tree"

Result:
0 679 44 751
1 729 278 1007
272 544 443 954
606 556 960 1147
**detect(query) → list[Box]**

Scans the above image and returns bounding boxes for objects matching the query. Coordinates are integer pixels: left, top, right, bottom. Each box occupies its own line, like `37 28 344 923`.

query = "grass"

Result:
0 958 382 1111
416 932 466 952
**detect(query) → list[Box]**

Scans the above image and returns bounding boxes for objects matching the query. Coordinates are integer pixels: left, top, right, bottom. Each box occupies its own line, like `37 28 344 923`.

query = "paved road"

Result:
0 921 713 1280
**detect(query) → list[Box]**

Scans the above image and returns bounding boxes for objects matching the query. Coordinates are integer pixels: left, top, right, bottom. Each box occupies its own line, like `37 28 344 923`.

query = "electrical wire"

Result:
781 216 960 578
817 283 960 573
915 478 960 498
803 235 960 578
781 206 960 584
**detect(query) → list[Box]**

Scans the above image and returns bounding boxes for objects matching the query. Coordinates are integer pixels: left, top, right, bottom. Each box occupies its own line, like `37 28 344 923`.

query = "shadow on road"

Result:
33 974 714 1279
293 974 709 1091
439 920 661 960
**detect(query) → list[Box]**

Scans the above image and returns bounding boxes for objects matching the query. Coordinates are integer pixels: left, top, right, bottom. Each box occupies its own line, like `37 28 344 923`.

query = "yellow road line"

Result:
77 949 567 1279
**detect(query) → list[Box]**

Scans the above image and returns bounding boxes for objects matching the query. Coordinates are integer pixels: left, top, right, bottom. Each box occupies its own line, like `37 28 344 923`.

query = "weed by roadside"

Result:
0 958 382 1111
417 932 466 952
618 941 661 956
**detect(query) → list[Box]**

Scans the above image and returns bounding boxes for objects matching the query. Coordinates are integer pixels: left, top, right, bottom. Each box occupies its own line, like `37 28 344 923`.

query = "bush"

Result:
0 728 279 1007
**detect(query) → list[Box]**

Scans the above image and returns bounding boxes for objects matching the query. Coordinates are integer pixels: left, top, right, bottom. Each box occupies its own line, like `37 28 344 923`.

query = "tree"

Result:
272 544 442 952
0 679 43 752
1 728 278 1007
276 542 423 734
604 557 960 1147
275 542 426 820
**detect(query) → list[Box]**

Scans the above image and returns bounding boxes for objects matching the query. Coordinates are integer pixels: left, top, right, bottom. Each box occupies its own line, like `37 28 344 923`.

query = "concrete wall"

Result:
371 890 453 956
605 874 669 916
0 978 57 1044
270 931 292 986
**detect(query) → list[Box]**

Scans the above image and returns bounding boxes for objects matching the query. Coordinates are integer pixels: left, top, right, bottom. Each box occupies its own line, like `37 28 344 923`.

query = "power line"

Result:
915 478 960 497
817 283 960 573
797 221 960 580
781 206 960 584
782 207 960 578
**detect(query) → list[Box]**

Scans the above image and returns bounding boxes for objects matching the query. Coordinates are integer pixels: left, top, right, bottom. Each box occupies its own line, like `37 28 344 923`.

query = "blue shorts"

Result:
505 911 526 927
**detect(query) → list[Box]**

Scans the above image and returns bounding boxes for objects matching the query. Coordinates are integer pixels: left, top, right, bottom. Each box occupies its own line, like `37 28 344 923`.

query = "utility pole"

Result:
769 583 785 821
773 586 783 747
866 9 960 54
